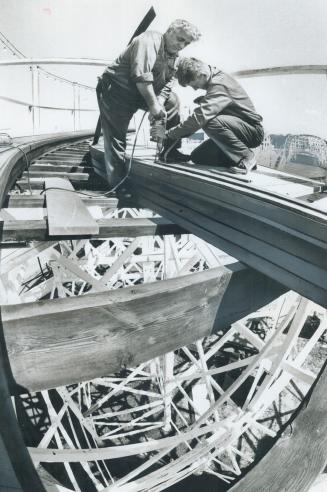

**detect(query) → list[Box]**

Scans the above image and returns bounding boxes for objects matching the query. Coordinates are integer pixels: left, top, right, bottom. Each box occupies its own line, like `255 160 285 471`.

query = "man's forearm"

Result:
136 82 160 111
166 114 201 140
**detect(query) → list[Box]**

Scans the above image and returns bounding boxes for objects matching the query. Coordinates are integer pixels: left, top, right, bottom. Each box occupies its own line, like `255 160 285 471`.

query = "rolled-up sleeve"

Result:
129 34 159 83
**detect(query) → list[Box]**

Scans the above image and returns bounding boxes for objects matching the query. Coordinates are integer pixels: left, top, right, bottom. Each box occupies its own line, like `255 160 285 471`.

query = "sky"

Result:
0 0 327 137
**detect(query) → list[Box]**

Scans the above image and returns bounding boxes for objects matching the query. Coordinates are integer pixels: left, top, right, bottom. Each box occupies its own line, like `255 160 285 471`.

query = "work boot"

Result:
159 149 190 164
229 153 257 174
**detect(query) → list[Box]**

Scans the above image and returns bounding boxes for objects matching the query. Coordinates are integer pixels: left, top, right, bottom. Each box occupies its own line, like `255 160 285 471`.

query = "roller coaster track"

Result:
0 129 326 492
1 4 327 486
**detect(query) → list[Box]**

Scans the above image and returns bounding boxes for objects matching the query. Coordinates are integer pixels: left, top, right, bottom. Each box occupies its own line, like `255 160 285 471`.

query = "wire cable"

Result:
102 111 147 196
160 138 180 163
2 111 147 200
41 111 147 199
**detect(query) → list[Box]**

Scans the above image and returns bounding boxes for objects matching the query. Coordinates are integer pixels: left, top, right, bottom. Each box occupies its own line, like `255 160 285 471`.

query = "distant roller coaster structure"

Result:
285 134 327 168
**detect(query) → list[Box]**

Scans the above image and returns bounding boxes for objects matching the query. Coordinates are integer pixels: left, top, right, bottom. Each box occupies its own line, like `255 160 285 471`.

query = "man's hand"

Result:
136 82 166 122
150 119 167 142
165 126 177 141
149 103 166 121
193 95 205 105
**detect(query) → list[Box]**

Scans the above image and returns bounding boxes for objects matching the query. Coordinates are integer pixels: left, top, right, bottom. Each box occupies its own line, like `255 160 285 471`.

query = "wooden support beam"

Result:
2 262 285 392
21 171 89 181
0 217 186 242
0 216 179 242
127 159 327 307
45 178 99 236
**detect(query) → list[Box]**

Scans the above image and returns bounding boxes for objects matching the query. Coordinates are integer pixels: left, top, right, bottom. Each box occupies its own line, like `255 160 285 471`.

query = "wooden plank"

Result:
6 194 117 208
0 208 45 220
29 164 89 172
35 156 88 162
45 177 99 236
44 151 88 156
22 171 89 180
0 217 186 242
2 262 285 392
0 206 102 221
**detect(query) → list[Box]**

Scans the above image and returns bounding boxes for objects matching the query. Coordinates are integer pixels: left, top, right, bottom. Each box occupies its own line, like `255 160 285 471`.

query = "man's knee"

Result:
204 115 230 134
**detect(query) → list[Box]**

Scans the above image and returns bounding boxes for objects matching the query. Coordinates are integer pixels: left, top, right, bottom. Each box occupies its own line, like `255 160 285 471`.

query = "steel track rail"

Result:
128 159 327 307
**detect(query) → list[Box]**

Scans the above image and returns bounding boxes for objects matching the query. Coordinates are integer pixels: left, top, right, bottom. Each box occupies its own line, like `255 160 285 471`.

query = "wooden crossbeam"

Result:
28 164 90 172
45 178 99 236
6 194 118 208
22 171 90 181
34 156 88 163
2 263 285 392
0 217 186 242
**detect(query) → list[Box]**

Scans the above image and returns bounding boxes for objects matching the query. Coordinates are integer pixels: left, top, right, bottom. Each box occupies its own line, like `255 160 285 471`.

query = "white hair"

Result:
166 19 201 41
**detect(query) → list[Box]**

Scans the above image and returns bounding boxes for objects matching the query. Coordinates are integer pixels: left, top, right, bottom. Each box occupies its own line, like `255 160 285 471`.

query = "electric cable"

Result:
1 110 154 201
41 110 147 198
160 138 180 163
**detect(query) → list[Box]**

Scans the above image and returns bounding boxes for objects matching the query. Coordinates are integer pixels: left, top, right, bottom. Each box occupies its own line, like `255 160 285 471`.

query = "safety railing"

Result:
0 27 108 136
1 32 327 147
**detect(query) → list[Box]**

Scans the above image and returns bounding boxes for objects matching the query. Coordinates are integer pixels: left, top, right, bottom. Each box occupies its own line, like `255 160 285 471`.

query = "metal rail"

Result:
0 58 111 67
0 94 97 112
1 60 327 78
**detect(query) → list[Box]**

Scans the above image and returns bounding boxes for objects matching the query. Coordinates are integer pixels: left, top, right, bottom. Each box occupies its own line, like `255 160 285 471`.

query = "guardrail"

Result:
1 60 327 137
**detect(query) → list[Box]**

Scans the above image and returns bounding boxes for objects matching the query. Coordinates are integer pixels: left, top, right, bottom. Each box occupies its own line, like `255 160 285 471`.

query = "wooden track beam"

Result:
2 262 285 392
126 158 327 307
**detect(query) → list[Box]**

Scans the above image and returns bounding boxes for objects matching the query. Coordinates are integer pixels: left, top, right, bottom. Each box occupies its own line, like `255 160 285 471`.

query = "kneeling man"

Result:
163 57 264 174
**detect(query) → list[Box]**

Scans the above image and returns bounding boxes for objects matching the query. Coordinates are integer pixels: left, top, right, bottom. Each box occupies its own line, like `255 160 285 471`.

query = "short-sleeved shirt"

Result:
103 30 177 103
167 66 263 140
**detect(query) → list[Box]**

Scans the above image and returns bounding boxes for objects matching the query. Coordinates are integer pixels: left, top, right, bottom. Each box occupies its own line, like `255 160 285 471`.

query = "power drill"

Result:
150 116 167 162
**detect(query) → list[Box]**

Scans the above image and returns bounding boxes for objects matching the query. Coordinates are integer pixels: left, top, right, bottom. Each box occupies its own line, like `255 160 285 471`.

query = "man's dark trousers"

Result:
98 82 181 186
191 114 264 166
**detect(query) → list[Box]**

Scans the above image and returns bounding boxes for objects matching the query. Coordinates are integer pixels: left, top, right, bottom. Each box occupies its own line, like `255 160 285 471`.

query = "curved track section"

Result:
128 155 327 307
0 136 326 492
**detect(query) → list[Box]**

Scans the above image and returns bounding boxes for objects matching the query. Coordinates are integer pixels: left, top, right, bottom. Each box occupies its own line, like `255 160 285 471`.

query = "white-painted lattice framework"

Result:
2 206 326 492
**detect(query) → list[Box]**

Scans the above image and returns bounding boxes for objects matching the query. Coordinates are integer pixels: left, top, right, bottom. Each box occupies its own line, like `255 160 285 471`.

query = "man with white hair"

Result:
163 57 264 174
97 20 201 186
